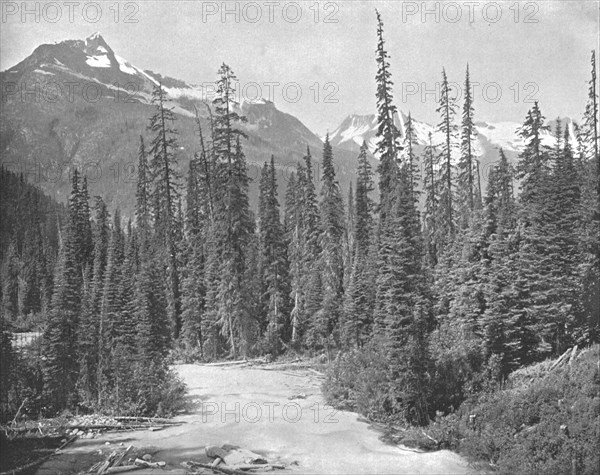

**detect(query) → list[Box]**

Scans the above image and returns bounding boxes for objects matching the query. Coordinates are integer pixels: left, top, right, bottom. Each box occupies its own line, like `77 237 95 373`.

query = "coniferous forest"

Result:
1 11 599 473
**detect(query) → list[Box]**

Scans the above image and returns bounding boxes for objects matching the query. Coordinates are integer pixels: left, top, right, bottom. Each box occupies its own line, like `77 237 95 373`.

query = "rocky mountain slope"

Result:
0 33 362 214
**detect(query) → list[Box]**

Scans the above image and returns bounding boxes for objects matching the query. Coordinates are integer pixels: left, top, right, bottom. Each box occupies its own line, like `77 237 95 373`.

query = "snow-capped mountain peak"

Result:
328 112 578 159
1 33 289 121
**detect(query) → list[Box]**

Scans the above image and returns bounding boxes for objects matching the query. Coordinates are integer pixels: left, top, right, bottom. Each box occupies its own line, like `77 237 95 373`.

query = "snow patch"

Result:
164 85 206 101
114 54 137 75
134 66 159 85
33 69 55 76
85 54 111 68
475 121 522 152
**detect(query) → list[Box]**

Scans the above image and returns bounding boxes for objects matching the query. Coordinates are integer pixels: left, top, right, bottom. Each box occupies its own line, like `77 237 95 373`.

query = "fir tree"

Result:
180 238 206 354
484 148 515 239
374 9 402 220
579 50 600 343
422 132 439 265
78 197 110 404
341 142 376 347
436 68 458 242
136 248 170 364
147 83 182 339
209 65 253 357
285 171 303 344
258 156 288 354
1 239 19 321
313 135 345 352
374 176 431 424
299 147 322 341
136 135 151 238
458 64 479 227
77 176 93 272
42 174 84 412
403 113 420 199
97 210 125 402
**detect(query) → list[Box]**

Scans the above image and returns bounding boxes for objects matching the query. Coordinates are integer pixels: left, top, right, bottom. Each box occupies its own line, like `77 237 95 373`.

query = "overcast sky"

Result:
1 1 598 133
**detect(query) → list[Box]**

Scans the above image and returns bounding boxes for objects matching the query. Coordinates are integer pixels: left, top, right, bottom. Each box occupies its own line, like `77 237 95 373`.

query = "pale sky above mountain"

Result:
1 1 598 133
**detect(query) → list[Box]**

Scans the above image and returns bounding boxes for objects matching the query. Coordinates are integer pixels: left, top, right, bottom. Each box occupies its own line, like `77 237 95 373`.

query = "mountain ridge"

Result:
1 33 367 215
0 33 579 214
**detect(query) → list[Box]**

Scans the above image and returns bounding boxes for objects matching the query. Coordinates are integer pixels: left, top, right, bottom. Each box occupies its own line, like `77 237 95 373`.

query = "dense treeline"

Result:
326 17 598 429
1 12 598 436
0 168 65 328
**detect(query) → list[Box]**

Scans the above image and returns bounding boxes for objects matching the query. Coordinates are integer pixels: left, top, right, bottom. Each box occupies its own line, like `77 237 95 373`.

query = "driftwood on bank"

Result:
184 461 248 475
203 358 267 367
104 466 142 474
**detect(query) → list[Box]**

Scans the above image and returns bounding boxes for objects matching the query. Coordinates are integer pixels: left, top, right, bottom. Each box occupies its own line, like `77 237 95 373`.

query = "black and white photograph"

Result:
0 1 598 473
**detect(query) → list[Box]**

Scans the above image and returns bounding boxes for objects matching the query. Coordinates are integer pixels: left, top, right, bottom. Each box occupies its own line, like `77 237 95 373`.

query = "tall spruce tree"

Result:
97 210 125 403
136 135 151 238
310 136 344 353
403 113 420 199
42 172 84 412
258 156 288 354
374 10 402 220
78 197 110 404
209 65 253 357
147 83 182 339
436 68 458 243
458 64 479 227
579 50 600 343
299 147 322 343
285 171 303 344
422 132 439 265
514 102 571 359
341 142 376 347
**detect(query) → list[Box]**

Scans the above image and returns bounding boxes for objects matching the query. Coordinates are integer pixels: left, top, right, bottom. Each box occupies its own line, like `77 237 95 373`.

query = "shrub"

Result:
433 346 600 474
323 340 400 423
167 344 205 364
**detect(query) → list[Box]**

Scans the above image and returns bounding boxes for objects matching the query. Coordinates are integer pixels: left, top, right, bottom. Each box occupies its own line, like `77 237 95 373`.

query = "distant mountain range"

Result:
0 33 576 213
326 112 577 186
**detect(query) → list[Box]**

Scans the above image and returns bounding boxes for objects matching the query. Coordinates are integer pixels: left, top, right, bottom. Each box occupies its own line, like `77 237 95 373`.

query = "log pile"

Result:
182 444 289 474
67 415 183 439
85 446 169 474
2 415 183 440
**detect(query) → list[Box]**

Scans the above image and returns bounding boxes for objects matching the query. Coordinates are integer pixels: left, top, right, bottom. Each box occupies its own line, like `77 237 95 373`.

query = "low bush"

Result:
167 344 205 364
81 360 187 418
324 342 599 474
323 340 401 423
432 346 600 474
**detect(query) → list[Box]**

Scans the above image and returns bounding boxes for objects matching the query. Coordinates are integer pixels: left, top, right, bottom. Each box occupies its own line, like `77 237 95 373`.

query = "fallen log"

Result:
185 461 247 475
549 348 571 371
105 466 143 474
97 450 117 474
112 416 179 424
420 429 440 448
568 345 579 365
134 459 166 469
111 445 133 468
2 421 181 436
203 360 250 367
229 463 285 471
68 423 181 431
